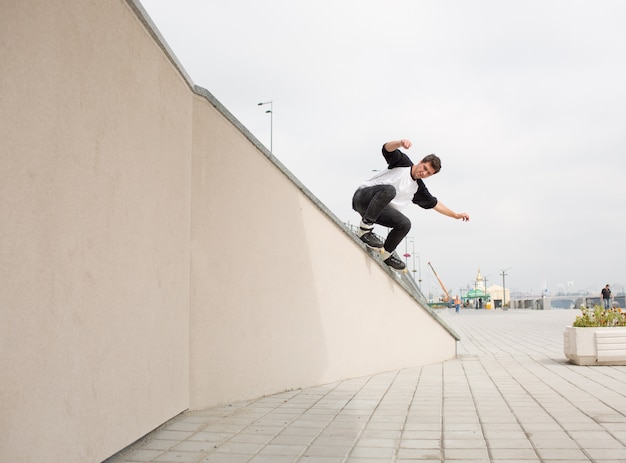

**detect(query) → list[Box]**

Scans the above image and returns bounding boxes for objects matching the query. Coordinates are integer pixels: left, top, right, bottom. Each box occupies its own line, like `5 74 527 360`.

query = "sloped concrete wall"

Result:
189 92 457 409
0 1 457 462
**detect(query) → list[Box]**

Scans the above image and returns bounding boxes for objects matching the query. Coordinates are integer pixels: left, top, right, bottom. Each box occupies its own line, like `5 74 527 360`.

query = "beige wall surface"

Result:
0 1 457 462
1 1 192 462
189 95 456 409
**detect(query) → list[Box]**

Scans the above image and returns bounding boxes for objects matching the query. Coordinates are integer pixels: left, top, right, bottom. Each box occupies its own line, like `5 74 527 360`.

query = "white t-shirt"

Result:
357 167 417 211
356 146 438 212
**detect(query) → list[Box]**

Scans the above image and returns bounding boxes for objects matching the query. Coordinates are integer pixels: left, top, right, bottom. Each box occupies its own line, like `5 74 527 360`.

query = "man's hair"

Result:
421 154 441 173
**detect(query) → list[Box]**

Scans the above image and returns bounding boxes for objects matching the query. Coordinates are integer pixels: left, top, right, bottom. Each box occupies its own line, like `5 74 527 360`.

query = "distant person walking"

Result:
352 139 470 271
601 284 612 309
454 295 461 313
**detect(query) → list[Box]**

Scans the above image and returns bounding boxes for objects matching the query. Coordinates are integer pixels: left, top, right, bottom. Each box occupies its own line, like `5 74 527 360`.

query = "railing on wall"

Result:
399 271 430 307
344 222 430 307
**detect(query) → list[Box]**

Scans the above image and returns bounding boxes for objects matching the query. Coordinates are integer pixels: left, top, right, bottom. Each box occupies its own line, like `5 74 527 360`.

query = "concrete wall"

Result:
1 1 192 461
189 92 457 408
0 1 458 462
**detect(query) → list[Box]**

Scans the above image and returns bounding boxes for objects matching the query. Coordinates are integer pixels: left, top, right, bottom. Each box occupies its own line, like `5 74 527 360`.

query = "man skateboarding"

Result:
352 139 470 270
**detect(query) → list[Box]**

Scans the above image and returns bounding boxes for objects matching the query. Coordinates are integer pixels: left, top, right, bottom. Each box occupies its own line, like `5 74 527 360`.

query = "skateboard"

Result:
356 231 408 274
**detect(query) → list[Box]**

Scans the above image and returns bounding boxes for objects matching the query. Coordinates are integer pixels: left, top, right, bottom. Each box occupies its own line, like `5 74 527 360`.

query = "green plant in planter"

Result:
572 305 626 327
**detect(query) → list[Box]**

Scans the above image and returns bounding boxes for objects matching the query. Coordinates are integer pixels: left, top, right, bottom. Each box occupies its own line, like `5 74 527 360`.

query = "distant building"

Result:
487 284 510 308
466 268 511 308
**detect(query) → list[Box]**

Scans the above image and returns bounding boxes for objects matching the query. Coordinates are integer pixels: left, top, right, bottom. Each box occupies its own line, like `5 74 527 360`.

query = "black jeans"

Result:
352 185 411 252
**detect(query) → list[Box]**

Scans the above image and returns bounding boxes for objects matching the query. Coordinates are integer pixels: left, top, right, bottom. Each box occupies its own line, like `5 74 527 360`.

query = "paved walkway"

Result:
108 309 626 463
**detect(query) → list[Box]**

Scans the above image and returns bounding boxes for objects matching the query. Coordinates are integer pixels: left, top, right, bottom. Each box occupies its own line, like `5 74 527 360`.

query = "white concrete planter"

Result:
564 326 626 365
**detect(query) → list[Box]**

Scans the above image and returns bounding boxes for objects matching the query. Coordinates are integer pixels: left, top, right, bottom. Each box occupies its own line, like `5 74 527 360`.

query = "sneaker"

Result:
358 230 383 249
383 252 406 271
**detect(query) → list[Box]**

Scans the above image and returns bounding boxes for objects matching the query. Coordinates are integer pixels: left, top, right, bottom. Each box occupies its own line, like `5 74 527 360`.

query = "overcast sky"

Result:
140 0 625 299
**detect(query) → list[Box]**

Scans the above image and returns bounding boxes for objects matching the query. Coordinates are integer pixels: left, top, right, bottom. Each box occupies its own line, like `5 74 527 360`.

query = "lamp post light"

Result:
257 101 273 152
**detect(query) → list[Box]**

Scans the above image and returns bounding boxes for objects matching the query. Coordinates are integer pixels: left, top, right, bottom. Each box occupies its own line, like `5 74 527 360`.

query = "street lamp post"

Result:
417 254 422 289
403 237 415 274
501 268 511 309
484 275 489 307
474 280 478 309
409 238 416 283
401 237 422 288
257 101 273 152
403 250 410 268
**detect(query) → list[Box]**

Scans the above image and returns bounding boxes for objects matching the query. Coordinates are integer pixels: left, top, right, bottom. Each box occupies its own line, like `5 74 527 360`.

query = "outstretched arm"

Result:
384 139 412 151
433 201 470 222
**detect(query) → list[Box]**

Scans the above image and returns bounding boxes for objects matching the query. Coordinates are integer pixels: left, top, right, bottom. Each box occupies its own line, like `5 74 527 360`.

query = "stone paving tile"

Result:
395 447 442 459
107 309 626 463
584 447 626 460
443 447 490 460
534 447 590 460
489 447 540 460
200 454 251 463
257 443 304 456
152 450 208 463
120 449 163 462
490 460 542 463
484 438 534 449
350 446 395 458
171 440 216 453
248 456 296 463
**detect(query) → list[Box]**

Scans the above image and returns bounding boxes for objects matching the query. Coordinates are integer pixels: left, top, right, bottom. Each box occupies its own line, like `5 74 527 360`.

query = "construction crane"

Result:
427 261 451 302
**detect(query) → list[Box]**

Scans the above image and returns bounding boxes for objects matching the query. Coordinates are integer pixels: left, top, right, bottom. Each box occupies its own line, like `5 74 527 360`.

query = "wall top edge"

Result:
126 0 195 88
